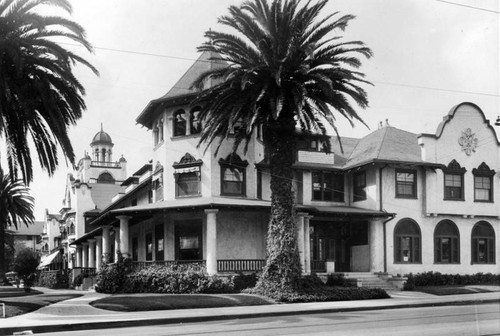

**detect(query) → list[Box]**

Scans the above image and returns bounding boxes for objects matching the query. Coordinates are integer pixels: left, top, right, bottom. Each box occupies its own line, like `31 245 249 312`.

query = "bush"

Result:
73 274 84 288
37 270 71 289
232 272 258 291
12 248 39 292
326 273 357 287
403 273 416 291
403 272 500 288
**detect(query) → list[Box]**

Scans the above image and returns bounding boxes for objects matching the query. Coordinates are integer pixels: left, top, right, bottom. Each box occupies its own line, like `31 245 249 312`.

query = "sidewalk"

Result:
1 288 499 335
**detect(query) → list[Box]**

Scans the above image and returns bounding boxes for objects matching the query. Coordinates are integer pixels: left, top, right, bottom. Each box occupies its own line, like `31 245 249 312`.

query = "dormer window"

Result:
173 109 187 136
173 153 203 197
219 153 248 196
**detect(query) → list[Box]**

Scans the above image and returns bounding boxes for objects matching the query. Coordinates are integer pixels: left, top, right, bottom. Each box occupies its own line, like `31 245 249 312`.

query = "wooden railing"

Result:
74 267 97 277
131 260 205 271
311 260 326 272
217 259 265 273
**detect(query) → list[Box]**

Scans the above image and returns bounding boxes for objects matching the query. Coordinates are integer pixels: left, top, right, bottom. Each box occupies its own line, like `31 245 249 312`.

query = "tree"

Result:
192 0 372 296
0 168 35 278
0 0 98 184
12 247 39 291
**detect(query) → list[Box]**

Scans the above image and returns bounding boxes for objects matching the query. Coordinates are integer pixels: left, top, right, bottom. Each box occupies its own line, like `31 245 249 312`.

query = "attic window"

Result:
173 109 187 136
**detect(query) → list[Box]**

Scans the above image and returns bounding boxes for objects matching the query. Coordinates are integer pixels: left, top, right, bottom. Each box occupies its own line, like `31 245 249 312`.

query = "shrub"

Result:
403 273 416 291
37 270 71 289
232 272 258 291
404 272 500 288
326 273 357 287
12 248 39 292
95 253 130 294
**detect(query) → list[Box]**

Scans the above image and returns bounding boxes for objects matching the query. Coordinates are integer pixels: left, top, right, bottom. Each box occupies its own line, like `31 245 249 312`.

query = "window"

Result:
312 171 344 202
97 172 115 184
177 172 199 197
155 224 164 261
395 169 417 198
219 154 248 196
173 109 187 136
473 162 495 202
394 219 421 263
434 220 460 263
471 221 495 264
173 153 203 197
443 160 466 201
153 171 164 202
190 107 201 135
145 232 153 261
353 171 366 202
153 119 164 145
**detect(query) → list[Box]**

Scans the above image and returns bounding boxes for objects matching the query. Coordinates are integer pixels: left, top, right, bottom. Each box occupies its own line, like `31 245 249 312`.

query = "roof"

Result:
8 221 44 236
91 129 113 146
136 51 227 129
344 126 435 169
297 205 394 218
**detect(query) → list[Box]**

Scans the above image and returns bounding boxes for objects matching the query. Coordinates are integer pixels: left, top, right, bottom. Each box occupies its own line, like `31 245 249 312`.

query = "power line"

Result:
372 80 499 98
434 0 500 14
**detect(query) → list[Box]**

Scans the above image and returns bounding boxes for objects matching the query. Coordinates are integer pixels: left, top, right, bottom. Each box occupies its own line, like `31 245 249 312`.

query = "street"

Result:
42 303 500 336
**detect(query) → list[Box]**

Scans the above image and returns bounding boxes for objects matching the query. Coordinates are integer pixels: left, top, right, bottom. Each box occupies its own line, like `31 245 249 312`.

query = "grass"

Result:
416 285 499 296
90 294 274 312
0 286 82 318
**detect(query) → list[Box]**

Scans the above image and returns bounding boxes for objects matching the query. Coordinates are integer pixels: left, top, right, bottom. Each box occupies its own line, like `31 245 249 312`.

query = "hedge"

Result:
404 272 500 290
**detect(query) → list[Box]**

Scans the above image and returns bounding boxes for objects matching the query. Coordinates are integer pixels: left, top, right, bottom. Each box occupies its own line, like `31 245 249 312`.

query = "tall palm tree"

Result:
0 168 34 277
0 0 98 184
192 0 372 296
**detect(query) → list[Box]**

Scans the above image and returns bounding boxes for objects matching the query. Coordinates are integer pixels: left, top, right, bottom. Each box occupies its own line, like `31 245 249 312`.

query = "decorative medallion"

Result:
458 128 478 156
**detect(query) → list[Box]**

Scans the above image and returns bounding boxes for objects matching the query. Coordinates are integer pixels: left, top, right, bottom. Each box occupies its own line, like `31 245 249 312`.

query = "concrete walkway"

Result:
1 287 499 334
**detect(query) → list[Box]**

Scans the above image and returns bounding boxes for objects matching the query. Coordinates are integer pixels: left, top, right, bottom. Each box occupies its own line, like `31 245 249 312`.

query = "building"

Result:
40 126 127 271
6 221 44 252
71 52 498 280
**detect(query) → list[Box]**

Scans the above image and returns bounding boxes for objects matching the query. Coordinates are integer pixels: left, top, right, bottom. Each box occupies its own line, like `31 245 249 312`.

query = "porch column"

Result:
114 228 120 261
304 215 313 274
296 213 307 273
117 215 131 258
102 225 111 264
88 239 96 268
369 219 385 272
95 235 103 270
82 242 89 268
205 209 219 275
76 246 82 267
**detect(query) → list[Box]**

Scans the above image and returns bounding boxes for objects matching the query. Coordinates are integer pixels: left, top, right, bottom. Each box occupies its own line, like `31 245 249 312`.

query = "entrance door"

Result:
175 220 202 261
310 222 351 272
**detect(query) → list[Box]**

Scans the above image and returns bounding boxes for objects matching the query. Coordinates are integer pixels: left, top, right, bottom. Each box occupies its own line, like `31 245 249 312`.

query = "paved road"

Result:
41 303 500 336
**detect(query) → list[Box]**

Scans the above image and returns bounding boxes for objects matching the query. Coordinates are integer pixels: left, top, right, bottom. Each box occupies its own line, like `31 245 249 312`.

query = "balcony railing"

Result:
217 259 265 273
90 161 121 168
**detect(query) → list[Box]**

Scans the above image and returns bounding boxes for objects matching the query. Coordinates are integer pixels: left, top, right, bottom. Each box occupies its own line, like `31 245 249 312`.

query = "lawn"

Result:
0 286 82 318
90 294 274 312
416 285 500 296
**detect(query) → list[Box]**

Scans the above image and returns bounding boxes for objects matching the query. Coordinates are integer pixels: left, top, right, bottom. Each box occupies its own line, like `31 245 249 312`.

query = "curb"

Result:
1 298 499 335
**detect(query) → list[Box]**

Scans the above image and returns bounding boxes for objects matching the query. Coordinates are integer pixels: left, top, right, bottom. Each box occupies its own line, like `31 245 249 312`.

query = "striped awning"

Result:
173 166 200 174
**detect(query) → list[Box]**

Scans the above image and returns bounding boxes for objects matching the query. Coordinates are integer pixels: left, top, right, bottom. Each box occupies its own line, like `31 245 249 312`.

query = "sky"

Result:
28 0 499 220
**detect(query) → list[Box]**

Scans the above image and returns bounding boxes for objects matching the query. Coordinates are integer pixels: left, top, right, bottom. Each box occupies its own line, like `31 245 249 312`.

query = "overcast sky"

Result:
28 0 499 220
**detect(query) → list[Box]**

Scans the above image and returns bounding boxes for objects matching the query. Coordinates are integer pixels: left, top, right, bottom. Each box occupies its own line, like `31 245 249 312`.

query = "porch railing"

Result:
217 259 265 273
311 260 326 272
131 260 206 271
73 267 97 277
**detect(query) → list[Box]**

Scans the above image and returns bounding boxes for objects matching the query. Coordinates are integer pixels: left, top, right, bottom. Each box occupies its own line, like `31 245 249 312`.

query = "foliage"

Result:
232 272 259 291
37 270 70 289
0 169 34 276
94 253 131 294
193 0 372 294
326 273 357 287
72 274 85 288
0 0 98 183
404 272 500 289
12 248 39 291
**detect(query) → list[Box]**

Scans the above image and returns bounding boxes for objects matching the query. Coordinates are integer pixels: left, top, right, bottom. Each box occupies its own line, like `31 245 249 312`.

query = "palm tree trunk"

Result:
0 225 6 278
256 114 302 297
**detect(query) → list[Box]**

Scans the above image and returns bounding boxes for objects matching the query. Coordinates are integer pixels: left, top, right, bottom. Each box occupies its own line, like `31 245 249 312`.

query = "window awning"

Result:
174 166 200 174
38 250 61 268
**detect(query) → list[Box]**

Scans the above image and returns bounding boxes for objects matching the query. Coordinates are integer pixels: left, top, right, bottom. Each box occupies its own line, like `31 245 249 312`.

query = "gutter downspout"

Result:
379 165 395 273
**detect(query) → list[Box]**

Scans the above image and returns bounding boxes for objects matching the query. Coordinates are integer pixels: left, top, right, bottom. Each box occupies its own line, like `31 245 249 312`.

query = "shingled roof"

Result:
344 126 426 169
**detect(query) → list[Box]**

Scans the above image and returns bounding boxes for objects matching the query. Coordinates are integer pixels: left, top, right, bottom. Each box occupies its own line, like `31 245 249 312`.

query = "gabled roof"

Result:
344 126 438 169
136 51 227 129
8 221 44 235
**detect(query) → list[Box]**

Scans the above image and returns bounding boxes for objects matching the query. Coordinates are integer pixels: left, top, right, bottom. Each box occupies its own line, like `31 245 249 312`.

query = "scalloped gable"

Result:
418 102 500 144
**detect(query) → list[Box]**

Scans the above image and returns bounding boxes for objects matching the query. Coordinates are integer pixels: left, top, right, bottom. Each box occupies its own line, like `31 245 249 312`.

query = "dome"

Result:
91 129 113 146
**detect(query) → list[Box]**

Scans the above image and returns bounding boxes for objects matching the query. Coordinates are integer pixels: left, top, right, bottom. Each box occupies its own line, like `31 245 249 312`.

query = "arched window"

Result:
434 220 460 263
97 172 115 184
153 124 159 145
394 219 421 263
69 223 75 235
190 107 201 135
101 148 106 162
219 154 248 196
472 221 495 264
173 109 187 136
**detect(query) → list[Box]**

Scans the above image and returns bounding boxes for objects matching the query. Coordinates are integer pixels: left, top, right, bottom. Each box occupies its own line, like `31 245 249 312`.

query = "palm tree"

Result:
0 0 98 184
0 168 34 278
192 0 372 296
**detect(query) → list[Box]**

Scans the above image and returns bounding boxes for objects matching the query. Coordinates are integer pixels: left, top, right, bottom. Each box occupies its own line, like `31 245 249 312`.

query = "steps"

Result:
341 272 399 291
